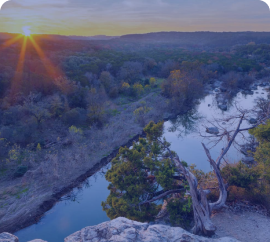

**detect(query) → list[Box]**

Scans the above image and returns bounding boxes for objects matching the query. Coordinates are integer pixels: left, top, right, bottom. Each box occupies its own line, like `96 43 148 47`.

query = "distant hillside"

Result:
0 33 17 40
69 35 119 41
119 31 270 49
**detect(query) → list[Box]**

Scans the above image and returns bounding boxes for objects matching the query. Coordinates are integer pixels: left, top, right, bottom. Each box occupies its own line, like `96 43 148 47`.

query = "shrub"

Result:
167 198 193 229
133 101 151 126
221 162 260 189
63 108 87 126
149 77 157 87
132 83 144 98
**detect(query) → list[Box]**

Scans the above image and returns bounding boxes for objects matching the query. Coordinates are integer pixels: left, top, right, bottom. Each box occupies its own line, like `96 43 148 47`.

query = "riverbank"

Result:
0 90 187 234
2 79 267 236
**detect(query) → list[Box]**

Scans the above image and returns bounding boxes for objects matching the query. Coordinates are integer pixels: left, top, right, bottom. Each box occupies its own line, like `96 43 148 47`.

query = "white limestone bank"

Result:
65 217 239 242
0 217 240 242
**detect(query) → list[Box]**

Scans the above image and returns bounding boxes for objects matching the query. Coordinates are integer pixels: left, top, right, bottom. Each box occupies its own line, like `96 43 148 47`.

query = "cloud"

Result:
0 0 270 35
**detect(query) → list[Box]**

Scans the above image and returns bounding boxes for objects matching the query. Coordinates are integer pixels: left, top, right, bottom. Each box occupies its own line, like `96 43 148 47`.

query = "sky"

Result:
0 0 270 36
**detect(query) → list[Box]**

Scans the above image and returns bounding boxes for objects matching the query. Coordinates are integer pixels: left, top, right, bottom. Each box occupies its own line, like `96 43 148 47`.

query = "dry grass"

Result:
0 91 175 232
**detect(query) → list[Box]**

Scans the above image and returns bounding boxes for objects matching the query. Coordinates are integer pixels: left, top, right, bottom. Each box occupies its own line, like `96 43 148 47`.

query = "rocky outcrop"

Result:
0 218 240 242
0 233 47 242
0 233 18 242
64 217 240 242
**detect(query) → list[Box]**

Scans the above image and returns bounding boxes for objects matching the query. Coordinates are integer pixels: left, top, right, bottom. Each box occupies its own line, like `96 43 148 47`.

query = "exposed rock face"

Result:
65 217 240 242
0 233 18 242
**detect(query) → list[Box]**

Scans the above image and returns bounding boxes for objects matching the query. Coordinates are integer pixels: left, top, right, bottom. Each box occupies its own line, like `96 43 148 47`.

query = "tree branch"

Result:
139 189 184 205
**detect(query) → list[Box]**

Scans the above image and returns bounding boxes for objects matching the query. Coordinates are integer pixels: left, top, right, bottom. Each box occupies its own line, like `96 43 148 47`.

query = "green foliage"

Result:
132 83 144 97
249 121 270 143
221 162 260 189
36 143 41 151
162 70 203 109
143 121 164 141
249 121 270 184
69 125 83 135
149 77 156 87
102 121 184 222
133 102 152 126
167 198 193 228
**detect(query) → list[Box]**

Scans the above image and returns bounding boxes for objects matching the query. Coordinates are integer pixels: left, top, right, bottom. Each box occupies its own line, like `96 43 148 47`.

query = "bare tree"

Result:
170 102 270 235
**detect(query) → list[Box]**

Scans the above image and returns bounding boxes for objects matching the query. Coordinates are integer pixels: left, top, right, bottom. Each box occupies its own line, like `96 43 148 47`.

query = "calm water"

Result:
15 87 268 242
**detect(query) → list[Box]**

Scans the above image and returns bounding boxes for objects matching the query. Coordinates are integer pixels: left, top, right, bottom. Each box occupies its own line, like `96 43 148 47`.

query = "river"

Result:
15 87 268 242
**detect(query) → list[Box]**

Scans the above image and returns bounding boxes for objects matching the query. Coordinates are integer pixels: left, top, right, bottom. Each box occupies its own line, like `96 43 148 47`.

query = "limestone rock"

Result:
65 217 240 242
0 233 18 242
206 127 219 135
249 118 257 125
218 104 227 111
28 240 47 242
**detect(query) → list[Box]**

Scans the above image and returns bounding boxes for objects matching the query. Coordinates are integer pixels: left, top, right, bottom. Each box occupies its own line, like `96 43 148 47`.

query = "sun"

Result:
22 26 31 37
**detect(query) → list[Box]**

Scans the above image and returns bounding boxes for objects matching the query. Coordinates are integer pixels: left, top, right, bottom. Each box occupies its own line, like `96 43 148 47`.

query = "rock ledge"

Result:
64 217 240 242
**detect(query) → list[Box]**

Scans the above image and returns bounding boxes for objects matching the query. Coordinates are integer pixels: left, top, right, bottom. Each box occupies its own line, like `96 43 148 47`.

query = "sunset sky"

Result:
0 0 270 36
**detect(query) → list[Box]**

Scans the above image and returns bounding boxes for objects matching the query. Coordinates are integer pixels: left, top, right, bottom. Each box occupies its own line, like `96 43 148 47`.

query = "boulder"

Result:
0 233 18 242
218 104 227 111
206 127 219 135
249 118 257 125
64 217 240 242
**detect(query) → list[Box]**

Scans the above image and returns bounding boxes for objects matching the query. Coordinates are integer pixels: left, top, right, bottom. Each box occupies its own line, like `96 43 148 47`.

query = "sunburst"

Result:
22 26 31 37
0 29 64 96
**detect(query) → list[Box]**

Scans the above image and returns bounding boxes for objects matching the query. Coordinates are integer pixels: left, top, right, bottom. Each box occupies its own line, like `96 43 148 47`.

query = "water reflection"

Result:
168 108 203 138
15 167 111 242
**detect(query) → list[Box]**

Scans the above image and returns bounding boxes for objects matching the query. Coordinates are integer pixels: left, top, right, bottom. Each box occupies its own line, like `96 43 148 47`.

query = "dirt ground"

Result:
212 209 270 242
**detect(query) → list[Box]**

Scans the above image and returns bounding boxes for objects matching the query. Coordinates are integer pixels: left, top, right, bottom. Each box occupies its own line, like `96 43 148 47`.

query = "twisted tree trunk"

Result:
174 156 216 235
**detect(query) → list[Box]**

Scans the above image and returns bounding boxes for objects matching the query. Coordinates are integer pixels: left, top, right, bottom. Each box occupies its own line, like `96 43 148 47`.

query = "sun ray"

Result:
29 36 63 78
0 34 23 51
11 36 28 95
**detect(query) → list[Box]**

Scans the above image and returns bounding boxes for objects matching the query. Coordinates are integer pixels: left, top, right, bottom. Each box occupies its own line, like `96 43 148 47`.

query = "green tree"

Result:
133 101 152 127
149 77 156 88
249 121 270 183
132 83 144 97
102 121 188 223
